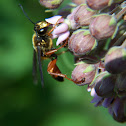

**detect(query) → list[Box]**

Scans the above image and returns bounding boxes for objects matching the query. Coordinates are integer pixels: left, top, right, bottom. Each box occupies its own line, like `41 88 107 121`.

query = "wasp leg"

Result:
47 54 64 81
37 46 44 87
47 54 85 84
45 38 68 56
48 70 85 84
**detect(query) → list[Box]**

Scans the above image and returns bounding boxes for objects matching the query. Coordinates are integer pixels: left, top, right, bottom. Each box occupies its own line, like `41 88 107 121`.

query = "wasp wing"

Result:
32 49 38 84
37 46 44 87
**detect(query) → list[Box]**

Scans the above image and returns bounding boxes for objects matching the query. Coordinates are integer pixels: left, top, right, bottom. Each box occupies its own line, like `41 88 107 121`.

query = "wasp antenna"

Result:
19 4 35 24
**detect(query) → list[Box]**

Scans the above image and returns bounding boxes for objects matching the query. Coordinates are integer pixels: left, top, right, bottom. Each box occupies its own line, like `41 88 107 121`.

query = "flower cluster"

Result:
40 0 126 122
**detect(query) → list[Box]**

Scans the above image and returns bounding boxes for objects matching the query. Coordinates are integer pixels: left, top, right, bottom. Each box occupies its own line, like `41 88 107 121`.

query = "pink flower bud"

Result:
39 0 64 9
68 29 97 56
89 14 117 40
67 6 80 29
72 62 96 85
74 4 96 27
86 0 110 10
72 0 86 5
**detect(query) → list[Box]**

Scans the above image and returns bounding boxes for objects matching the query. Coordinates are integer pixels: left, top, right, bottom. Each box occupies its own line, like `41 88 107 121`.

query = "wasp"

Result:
19 4 73 87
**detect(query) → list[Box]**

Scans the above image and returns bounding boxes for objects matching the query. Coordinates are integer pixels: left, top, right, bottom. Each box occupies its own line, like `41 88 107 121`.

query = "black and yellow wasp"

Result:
19 4 70 87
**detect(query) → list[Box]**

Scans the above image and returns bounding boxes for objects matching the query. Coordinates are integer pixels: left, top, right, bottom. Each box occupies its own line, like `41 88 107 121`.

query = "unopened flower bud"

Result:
89 14 117 40
115 71 126 91
68 29 97 56
72 0 86 5
72 62 96 85
94 72 116 97
105 46 126 74
39 0 63 9
86 0 112 10
74 4 96 27
86 0 124 11
67 6 81 29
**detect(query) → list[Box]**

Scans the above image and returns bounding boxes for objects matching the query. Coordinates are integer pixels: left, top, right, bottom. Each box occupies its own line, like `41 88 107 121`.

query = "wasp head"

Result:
34 21 50 35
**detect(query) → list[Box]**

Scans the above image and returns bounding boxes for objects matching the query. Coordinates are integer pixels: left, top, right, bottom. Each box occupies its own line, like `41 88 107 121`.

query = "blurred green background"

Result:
0 0 125 126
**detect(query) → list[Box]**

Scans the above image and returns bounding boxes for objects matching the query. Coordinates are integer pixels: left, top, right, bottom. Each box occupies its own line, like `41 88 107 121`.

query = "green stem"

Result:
121 36 126 48
113 32 126 46
115 7 126 20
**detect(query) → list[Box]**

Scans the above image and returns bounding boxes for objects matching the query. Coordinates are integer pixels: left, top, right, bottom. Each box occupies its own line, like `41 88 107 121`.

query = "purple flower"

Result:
41 1 126 123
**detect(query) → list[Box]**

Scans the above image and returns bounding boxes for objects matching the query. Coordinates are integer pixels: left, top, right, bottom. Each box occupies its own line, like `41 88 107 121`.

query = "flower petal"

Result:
90 88 96 97
56 31 70 46
91 95 102 103
52 32 59 39
45 15 64 24
112 98 121 117
102 97 113 108
53 23 69 35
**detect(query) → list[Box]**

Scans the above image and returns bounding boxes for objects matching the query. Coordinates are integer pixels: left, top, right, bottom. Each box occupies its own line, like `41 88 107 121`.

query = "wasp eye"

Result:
40 29 44 32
